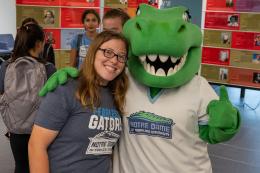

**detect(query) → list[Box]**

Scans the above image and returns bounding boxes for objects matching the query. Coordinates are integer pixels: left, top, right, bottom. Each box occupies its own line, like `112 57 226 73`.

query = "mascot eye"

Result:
182 11 191 22
136 7 141 16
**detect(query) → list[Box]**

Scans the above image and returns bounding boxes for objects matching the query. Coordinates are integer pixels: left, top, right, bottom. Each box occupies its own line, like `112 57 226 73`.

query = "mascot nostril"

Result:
135 22 142 31
178 25 186 33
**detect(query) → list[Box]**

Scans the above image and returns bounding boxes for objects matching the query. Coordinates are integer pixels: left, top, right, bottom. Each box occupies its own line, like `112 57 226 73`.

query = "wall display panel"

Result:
172 0 202 27
104 1 159 23
105 0 128 8
230 49 260 69
127 7 137 17
128 0 144 7
201 64 229 83
54 50 71 69
44 29 61 49
204 12 240 30
231 31 260 50
17 0 158 69
17 6 60 28
202 0 260 89
127 0 158 8
60 0 100 7
206 0 236 11
202 47 230 65
203 30 232 48
229 67 260 87
16 0 101 69
236 0 260 12
16 0 60 6
206 0 260 12
61 8 99 28
61 29 84 49
240 13 260 32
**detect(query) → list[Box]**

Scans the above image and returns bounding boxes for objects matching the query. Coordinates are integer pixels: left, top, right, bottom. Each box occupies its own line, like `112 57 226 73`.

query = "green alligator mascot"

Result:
40 4 240 173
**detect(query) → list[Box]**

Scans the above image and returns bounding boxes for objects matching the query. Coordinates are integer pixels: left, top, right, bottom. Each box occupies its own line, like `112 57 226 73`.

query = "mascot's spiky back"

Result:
39 4 241 173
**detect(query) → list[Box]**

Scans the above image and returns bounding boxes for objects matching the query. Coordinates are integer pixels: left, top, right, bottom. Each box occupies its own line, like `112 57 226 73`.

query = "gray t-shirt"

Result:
35 79 122 173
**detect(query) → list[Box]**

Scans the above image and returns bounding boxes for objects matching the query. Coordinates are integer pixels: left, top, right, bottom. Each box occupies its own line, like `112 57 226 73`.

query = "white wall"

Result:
0 0 16 37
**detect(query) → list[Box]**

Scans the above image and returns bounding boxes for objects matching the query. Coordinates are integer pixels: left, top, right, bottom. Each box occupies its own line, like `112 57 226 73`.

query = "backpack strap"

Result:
76 34 83 67
1 59 11 78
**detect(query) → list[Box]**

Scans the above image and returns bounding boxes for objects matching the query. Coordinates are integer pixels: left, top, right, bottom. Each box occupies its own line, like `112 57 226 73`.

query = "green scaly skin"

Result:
39 4 240 144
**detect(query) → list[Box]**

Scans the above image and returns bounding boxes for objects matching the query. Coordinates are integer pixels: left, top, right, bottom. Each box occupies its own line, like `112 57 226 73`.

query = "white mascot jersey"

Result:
113 73 218 173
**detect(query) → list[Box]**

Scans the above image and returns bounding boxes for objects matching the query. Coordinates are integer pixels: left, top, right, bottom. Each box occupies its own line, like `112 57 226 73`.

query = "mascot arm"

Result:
199 86 241 144
39 67 79 96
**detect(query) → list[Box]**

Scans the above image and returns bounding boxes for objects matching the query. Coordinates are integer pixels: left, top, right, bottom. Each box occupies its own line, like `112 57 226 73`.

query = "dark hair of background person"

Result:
20 17 56 65
81 9 101 24
12 24 45 62
21 17 38 26
76 31 129 115
103 8 130 26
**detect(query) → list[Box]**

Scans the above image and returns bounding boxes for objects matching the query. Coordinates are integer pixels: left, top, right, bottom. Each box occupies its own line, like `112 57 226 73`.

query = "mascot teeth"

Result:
171 57 177 63
155 68 166 76
139 54 187 77
139 55 146 63
147 55 157 62
150 65 155 75
159 55 168 63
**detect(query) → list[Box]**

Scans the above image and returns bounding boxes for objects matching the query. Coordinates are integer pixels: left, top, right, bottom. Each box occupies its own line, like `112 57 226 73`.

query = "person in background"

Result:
0 23 56 173
21 17 55 65
70 9 100 69
28 31 129 173
103 8 130 33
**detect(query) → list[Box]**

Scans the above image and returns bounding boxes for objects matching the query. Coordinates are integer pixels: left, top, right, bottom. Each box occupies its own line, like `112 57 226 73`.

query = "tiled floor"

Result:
0 86 259 173
0 116 14 173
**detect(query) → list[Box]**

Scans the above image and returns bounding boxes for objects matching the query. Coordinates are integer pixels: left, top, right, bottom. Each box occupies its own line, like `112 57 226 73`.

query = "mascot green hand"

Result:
199 86 241 144
39 67 79 96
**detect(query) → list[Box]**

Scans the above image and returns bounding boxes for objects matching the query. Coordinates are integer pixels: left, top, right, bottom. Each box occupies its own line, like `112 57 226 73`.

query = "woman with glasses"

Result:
28 31 129 173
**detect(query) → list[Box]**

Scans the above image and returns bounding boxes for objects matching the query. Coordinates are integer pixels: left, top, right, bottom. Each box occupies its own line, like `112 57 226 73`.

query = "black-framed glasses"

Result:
98 48 127 63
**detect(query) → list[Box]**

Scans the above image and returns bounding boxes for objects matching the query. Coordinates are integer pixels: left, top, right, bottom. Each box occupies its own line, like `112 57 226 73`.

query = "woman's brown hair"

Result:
76 31 129 115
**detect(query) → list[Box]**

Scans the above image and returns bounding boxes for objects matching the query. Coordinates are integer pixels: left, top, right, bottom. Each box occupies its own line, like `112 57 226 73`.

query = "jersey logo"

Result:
128 111 175 139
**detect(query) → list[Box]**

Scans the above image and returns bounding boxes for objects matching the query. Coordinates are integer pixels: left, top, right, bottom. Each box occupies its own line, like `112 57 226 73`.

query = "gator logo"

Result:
128 111 175 139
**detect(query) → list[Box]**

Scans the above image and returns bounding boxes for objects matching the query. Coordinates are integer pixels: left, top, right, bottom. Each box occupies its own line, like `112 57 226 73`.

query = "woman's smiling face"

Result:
94 39 127 86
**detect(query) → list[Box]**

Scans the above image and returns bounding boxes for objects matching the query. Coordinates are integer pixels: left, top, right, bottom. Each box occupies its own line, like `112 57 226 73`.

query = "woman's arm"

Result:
70 48 77 67
28 124 58 173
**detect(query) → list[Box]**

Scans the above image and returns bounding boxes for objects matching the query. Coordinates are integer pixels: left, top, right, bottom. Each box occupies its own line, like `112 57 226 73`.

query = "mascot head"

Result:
123 4 202 88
